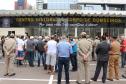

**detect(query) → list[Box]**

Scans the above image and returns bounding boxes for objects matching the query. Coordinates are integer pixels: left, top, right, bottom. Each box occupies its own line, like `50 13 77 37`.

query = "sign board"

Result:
0 16 125 27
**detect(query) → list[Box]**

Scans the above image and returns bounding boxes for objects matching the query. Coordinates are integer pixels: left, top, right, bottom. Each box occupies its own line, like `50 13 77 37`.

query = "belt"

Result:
109 54 120 55
58 57 69 58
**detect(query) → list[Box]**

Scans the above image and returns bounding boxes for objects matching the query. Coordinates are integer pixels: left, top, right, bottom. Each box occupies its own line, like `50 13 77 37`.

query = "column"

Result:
101 28 103 36
48 27 51 36
75 27 77 37
124 28 126 38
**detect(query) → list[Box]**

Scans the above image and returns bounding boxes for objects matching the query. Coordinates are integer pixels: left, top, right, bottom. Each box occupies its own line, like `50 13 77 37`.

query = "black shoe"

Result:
4 73 8 76
122 75 126 78
91 78 97 81
8 73 16 76
71 69 77 72
102 80 106 83
66 82 70 84
76 81 81 84
44 66 47 70
30 65 34 67
19 63 23 65
57 82 61 84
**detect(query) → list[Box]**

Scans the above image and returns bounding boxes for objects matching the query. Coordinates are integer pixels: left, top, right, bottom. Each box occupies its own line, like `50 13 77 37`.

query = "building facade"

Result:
36 0 78 10
77 0 126 11
46 0 78 10
0 0 126 37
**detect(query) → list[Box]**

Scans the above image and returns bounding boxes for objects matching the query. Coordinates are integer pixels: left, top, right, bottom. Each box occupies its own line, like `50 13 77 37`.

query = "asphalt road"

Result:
0 57 126 84
0 44 126 84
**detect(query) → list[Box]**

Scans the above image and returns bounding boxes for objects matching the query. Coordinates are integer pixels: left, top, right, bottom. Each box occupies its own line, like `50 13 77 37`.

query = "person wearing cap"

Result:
108 36 120 81
76 32 92 84
3 34 16 76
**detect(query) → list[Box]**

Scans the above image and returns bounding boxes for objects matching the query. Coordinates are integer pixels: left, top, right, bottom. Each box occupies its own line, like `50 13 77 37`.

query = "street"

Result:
0 58 126 84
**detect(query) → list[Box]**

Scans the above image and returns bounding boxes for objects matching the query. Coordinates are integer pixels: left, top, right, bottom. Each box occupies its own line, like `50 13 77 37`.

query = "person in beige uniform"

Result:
108 36 120 81
76 32 92 84
3 34 16 76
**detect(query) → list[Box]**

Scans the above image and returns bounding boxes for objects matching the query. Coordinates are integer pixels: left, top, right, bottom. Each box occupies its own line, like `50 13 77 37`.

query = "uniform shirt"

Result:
3 38 16 57
110 40 120 55
77 38 92 61
57 40 73 58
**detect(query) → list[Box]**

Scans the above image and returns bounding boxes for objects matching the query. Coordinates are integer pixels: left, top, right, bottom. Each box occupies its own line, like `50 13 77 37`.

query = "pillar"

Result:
75 27 77 37
48 27 51 36
124 28 126 38
101 28 103 36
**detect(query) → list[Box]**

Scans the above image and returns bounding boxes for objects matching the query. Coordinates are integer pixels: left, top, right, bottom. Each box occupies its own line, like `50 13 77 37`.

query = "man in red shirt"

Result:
120 35 126 68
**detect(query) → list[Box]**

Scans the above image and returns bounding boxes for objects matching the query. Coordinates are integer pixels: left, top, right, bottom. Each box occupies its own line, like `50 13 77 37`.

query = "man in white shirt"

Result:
16 36 25 65
45 35 57 74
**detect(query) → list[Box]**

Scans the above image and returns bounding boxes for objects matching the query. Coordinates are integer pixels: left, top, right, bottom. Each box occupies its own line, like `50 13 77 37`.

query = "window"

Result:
47 0 77 9
108 5 125 11
84 4 103 11
8 31 15 36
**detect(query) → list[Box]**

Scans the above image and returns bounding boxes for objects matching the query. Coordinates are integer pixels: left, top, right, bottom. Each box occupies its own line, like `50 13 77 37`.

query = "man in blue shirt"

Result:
57 36 73 84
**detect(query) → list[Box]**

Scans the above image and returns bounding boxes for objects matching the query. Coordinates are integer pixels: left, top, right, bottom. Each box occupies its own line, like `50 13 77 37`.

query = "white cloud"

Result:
0 0 36 10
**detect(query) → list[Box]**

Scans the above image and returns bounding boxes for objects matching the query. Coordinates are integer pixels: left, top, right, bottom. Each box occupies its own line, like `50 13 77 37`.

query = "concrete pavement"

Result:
0 58 126 84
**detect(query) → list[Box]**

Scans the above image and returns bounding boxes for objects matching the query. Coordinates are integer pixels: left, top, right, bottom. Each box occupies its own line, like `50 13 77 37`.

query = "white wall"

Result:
0 28 26 36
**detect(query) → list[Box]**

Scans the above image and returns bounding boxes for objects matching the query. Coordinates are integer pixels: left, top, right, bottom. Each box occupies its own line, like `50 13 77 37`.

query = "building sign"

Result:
0 16 125 27
15 17 122 23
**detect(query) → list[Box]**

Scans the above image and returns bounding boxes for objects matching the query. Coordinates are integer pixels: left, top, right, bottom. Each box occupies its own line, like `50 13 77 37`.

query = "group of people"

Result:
1 32 126 84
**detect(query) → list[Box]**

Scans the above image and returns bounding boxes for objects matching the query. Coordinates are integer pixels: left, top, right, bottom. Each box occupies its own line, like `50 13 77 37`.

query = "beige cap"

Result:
80 32 86 36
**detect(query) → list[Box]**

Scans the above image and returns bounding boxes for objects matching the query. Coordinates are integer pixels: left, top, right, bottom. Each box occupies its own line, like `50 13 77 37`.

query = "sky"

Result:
0 0 36 10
